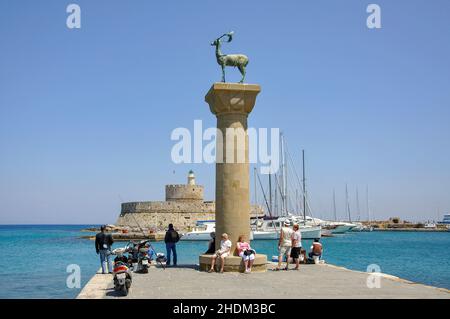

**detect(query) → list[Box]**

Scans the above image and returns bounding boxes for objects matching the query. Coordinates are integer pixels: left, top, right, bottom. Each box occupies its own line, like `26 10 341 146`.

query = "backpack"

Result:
170 230 179 243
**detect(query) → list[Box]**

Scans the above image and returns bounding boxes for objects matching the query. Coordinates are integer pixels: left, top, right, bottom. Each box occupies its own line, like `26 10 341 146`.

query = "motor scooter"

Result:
111 247 132 296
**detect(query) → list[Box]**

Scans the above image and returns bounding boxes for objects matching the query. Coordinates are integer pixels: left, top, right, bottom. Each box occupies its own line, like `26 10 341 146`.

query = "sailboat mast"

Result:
274 178 278 217
356 188 360 221
366 185 370 222
253 167 257 204
333 189 337 221
284 137 288 215
302 149 306 221
256 171 275 226
253 167 258 221
346 183 352 222
268 170 272 216
279 133 284 215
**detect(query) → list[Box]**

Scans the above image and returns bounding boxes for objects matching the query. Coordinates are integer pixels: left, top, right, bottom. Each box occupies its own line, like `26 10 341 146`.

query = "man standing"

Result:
95 225 114 274
276 220 293 271
164 223 180 266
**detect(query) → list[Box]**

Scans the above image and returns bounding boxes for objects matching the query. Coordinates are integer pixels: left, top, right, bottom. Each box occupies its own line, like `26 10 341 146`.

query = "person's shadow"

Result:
162 264 199 270
105 287 127 298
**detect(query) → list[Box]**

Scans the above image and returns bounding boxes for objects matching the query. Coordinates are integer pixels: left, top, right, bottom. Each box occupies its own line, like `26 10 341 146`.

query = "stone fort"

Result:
116 170 263 231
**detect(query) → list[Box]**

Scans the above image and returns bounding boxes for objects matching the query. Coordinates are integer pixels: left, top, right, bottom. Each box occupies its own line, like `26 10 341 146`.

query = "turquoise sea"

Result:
0 225 449 298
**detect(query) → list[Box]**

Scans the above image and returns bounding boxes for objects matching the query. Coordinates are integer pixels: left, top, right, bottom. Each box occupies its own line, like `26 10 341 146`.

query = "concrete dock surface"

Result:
77 263 450 299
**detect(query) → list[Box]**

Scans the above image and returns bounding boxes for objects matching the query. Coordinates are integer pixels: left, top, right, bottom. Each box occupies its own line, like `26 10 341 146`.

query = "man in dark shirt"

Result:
164 224 180 266
95 225 114 274
205 232 216 254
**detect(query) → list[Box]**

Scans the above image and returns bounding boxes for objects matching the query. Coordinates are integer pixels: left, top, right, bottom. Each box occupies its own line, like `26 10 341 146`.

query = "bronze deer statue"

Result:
211 32 249 83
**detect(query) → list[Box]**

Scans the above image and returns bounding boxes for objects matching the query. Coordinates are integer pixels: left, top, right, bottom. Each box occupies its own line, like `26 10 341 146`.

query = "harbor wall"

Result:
117 201 215 230
116 201 264 231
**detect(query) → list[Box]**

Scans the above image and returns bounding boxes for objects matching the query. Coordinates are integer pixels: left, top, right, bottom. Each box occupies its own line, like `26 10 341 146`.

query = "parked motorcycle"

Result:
111 247 132 296
136 240 151 273
126 240 151 273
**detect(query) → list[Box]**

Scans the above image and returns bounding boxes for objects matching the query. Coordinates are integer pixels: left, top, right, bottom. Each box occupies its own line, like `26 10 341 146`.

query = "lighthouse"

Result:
187 170 196 186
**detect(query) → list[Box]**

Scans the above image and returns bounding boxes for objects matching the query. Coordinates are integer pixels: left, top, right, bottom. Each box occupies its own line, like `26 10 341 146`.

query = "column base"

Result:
199 254 267 273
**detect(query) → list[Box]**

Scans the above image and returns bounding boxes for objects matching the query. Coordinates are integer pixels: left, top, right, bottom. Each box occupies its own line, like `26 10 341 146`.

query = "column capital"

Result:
205 82 261 116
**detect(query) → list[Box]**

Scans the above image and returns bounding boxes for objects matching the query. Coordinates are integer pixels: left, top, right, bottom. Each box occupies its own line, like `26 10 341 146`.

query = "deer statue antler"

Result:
217 31 234 43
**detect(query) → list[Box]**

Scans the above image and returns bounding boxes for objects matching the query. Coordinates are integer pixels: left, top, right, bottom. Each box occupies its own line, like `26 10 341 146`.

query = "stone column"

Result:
199 83 266 272
205 82 260 252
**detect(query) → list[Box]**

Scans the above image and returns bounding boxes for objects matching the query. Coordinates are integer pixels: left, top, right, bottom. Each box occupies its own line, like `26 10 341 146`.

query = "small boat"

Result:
252 229 279 240
180 222 215 241
297 215 355 234
330 222 356 234
424 222 437 229
181 221 256 241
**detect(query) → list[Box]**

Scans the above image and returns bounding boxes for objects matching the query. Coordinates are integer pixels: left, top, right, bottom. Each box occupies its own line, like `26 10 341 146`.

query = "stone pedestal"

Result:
199 254 267 273
200 82 267 272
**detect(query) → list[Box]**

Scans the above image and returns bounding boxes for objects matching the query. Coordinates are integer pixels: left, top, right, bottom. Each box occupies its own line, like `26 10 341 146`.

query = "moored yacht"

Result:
180 222 215 241
251 217 322 239
438 214 450 225
299 215 356 234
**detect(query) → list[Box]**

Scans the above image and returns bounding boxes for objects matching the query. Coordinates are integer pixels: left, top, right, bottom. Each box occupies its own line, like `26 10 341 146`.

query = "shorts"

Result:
239 251 255 261
291 247 301 259
279 246 291 256
217 252 230 258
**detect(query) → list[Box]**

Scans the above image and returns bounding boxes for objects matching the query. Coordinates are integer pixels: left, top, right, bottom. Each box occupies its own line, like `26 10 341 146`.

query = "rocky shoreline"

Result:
79 224 169 241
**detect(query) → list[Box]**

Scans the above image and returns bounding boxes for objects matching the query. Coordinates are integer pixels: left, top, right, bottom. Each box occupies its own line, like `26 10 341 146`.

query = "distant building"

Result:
438 214 450 225
116 171 264 231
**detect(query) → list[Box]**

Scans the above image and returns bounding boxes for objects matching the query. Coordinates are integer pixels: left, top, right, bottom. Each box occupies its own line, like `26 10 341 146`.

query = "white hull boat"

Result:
180 222 215 241
252 230 279 240
251 218 322 240
331 223 356 234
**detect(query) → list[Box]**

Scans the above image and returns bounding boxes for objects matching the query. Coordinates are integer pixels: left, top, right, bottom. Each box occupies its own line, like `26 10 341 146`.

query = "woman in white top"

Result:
290 223 302 270
208 233 231 273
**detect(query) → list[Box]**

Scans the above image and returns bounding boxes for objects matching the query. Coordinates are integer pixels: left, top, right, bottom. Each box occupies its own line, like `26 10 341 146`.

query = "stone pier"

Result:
77 263 450 299
200 82 267 272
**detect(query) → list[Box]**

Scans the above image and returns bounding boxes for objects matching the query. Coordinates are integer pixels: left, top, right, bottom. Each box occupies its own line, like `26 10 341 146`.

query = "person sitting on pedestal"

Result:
208 233 231 273
236 235 256 273
205 232 216 254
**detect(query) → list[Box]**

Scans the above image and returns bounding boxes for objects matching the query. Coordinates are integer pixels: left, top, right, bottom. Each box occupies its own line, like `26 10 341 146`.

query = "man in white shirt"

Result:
208 233 231 273
276 221 293 271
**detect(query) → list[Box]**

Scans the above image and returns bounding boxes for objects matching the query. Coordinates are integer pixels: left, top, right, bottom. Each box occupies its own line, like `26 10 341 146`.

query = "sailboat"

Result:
251 144 321 239
351 185 374 232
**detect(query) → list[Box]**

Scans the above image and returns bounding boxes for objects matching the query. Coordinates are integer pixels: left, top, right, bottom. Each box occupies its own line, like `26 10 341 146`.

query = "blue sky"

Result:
0 0 449 223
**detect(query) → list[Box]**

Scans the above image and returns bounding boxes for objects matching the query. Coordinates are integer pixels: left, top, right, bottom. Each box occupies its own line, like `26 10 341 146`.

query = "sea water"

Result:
0 225 449 298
